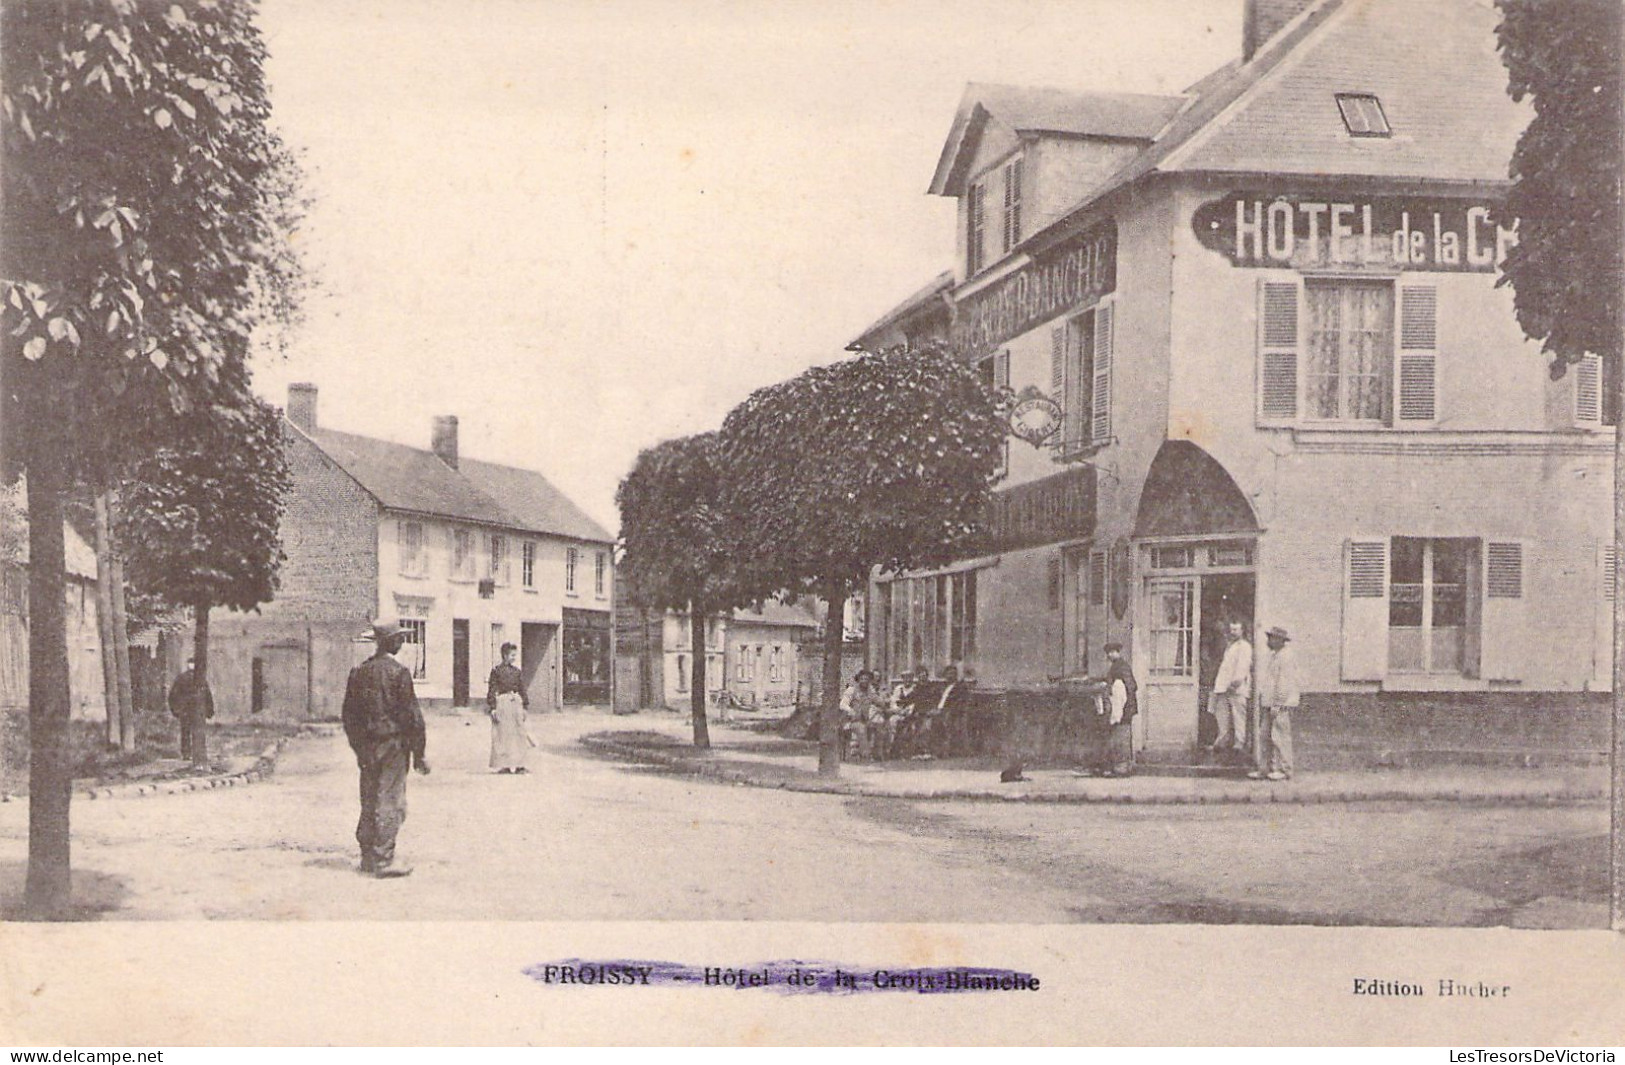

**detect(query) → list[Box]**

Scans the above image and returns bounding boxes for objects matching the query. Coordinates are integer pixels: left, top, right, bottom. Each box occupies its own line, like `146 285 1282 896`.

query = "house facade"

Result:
613 592 818 712
210 383 615 719
859 0 1614 757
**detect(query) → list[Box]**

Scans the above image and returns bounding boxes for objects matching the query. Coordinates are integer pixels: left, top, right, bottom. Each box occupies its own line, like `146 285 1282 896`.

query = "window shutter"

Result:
1574 353 1602 427
1050 326 1065 394
1046 556 1062 611
994 349 1011 390
1090 299 1114 446
1396 284 1438 424
1341 538 1388 681
1481 540 1528 681
1257 278 1301 424
1089 550 1106 607
1595 541 1616 691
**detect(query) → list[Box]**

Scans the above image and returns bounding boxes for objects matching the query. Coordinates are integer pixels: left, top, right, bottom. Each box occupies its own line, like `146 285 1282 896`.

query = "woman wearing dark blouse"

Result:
487 642 531 773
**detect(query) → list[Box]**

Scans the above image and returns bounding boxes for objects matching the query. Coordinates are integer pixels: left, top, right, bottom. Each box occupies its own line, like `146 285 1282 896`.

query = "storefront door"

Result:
1142 576 1197 749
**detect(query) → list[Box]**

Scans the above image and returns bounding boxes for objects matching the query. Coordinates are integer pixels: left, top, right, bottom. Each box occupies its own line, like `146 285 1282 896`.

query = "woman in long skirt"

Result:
487 642 532 773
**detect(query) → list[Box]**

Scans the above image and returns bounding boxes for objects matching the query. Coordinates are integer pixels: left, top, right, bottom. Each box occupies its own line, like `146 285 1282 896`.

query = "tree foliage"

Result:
1495 0 1623 374
616 432 733 616
118 378 291 618
616 432 735 747
2 0 309 481
719 341 1009 600
718 341 1008 773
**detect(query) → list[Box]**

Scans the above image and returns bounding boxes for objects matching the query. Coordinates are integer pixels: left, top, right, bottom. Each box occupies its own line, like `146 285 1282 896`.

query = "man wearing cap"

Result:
342 620 429 877
1251 626 1298 782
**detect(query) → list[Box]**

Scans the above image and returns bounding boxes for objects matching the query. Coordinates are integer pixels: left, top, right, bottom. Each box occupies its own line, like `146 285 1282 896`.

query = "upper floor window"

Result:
967 182 988 276
1257 278 1437 428
565 547 579 593
1050 299 1115 453
398 521 425 577
1336 93 1390 137
1307 279 1392 422
452 529 476 580
521 541 536 588
489 534 509 585
595 551 607 597
1001 157 1024 254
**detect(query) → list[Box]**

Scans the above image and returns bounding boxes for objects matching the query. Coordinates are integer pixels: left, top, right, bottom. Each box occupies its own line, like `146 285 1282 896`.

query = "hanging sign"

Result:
1193 192 1517 272
1009 385 1063 447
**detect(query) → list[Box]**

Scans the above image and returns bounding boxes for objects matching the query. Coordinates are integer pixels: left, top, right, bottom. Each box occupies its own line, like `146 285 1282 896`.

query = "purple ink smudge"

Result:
522 959 1040 995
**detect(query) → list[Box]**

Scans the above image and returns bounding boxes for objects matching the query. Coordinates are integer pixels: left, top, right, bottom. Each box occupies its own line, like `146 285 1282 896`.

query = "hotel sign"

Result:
953 223 1116 361
1193 193 1518 272
984 467 1096 554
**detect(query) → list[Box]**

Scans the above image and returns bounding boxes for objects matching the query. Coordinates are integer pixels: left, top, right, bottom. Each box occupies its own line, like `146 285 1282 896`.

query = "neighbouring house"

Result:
613 582 818 712
209 383 616 720
0 483 105 722
855 0 1613 764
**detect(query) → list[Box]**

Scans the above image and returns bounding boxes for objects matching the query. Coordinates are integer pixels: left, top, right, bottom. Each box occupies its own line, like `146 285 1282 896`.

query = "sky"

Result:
250 0 1244 535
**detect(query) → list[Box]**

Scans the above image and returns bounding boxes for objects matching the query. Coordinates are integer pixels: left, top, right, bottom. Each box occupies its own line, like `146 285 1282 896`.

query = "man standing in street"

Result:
342 620 429 878
167 657 213 760
1101 641 1138 777
1251 626 1298 781
1208 620 1252 764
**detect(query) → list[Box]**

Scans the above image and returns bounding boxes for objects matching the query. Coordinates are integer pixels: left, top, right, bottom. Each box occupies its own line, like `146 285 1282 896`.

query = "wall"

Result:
1165 181 1615 693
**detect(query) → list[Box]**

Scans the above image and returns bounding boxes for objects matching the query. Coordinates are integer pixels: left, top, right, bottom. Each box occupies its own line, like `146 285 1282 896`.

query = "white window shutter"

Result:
1481 540 1528 681
1341 538 1388 681
1257 278 1301 425
1396 284 1438 424
1574 353 1602 427
1091 299 1114 446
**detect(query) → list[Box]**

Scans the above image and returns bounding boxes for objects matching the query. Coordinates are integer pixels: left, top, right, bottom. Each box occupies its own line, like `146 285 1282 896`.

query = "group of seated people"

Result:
840 665 973 761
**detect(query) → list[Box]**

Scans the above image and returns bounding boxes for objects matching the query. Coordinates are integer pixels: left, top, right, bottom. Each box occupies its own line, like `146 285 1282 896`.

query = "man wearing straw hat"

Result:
1250 626 1298 782
342 620 429 877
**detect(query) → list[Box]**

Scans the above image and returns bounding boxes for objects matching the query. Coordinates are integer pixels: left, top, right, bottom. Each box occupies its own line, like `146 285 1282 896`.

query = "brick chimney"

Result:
432 415 459 469
1243 0 1317 60
287 382 318 433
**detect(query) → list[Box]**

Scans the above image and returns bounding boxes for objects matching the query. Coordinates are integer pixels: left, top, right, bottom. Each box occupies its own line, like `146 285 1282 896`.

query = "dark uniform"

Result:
342 646 426 873
168 667 214 760
485 662 528 709
1101 655 1138 776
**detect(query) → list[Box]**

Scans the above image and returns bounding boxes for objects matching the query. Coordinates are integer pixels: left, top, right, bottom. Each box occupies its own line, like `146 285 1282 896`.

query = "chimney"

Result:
432 415 459 469
1243 0 1316 60
287 382 318 433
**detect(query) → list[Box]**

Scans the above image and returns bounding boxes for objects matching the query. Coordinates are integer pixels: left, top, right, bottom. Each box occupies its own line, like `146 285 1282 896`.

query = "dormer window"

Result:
1336 92 1390 137
1002 156 1024 253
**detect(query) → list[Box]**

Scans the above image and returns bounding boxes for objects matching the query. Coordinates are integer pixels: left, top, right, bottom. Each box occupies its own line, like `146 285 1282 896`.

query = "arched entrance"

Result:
1132 442 1260 753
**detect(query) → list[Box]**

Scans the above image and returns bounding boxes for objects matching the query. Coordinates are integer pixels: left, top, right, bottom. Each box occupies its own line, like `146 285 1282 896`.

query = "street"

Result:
0 712 1608 926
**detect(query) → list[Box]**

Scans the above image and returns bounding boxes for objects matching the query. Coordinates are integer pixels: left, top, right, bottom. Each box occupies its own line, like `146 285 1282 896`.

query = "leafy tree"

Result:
1495 0 1624 930
719 342 1008 774
119 377 292 766
616 432 735 748
1 0 306 917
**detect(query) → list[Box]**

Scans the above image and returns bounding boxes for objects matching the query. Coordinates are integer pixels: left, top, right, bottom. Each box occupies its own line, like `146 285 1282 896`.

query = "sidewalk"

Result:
580 713 1610 805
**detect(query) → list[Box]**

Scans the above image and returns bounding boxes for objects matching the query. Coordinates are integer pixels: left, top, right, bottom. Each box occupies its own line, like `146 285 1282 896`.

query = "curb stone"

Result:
75 739 287 802
579 733 1607 806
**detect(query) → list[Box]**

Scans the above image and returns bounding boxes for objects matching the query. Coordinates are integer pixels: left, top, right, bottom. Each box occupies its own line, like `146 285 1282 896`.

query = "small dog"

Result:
999 762 1028 783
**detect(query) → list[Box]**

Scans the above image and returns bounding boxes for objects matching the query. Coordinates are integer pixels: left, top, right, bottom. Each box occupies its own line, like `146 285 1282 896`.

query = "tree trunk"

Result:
1612 380 1623 931
92 492 120 749
25 448 73 918
818 585 847 776
107 491 134 752
191 602 210 768
689 606 710 749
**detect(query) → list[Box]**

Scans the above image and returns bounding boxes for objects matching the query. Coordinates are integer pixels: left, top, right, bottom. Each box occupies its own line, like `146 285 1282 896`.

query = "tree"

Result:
616 432 735 748
1494 0 1624 930
118 380 292 766
719 342 1008 775
2 0 307 917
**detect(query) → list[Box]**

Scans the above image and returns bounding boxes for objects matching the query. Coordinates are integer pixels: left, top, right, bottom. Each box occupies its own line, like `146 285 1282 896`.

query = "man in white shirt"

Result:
1209 620 1252 761
1250 626 1299 781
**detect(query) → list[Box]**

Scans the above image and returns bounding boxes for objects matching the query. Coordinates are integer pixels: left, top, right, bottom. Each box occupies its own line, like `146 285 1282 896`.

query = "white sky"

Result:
251 0 1243 534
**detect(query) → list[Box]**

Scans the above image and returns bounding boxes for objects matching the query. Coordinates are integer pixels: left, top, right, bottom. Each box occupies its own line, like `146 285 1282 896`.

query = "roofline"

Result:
847 270 956 351
285 419 385 511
